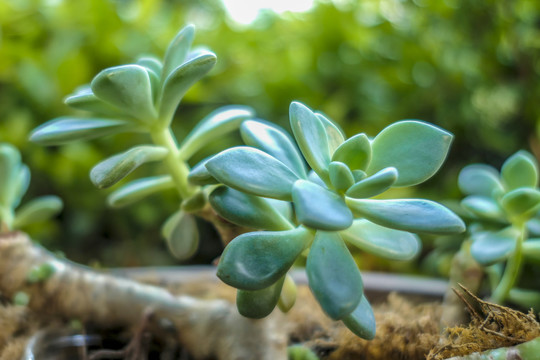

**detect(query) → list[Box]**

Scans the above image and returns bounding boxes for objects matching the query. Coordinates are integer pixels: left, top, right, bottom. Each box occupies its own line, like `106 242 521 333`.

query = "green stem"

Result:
491 222 526 304
150 127 198 200
0 206 14 232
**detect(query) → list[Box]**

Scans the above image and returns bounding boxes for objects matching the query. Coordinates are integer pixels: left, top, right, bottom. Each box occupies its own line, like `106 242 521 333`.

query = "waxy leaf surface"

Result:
65 87 125 117
501 188 540 219
187 158 217 185
332 134 371 171
161 211 199 261
161 25 195 81
342 295 376 340
501 151 538 190
458 164 504 197
329 161 355 192
278 274 297 313
346 167 398 198
315 113 345 154
236 277 285 319
14 196 63 228
108 176 174 208
471 227 519 265
461 196 505 221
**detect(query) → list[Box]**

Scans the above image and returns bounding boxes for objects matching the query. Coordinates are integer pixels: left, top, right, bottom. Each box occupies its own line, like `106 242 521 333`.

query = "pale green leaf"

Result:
136 56 163 77
162 211 199 261
501 188 540 219
64 86 126 117
342 295 376 340
107 176 175 208
236 277 285 319
332 133 371 171
346 167 398 198
523 239 540 262
12 165 30 208
458 164 503 197
461 196 505 221
501 150 538 190
161 24 195 81
470 227 518 266
0 144 22 206
315 113 345 154
187 158 218 185
14 196 63 228
329 161 355 192
277 274 297 313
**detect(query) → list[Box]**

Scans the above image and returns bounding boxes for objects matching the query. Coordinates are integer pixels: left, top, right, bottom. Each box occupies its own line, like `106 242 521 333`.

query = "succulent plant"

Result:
195 101 466 339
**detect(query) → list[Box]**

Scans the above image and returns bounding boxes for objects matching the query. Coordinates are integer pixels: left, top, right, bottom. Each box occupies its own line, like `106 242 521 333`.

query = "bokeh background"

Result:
1 0 539 272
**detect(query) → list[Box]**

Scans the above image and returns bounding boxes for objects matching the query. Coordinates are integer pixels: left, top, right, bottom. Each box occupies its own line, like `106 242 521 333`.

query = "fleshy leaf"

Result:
367 120 453 186
91 65 157 121
501 188 540 219
161 25 195 81
352 170 367 182
340 219 421 261
107 176 175 208
159 52 217 123
13 196 63 228
240 120 307 178
236 277 285 319
0 144 21 206
292 180 353 231
136 56 163 76
470 227 519 266
290 102 331 183
315 113 345 154
461 196 505 221
501 150 538 190
64 86 125 117
209 186 293 231
346 198 466 234
342 295 376 340
329 161 355 192
523 239 540 262
346 167 398 199
332 134 372 171
308 170 326 187
206 147 299 201
90 146 168 189
179 106 254 160
161 211 199 261
188 158 218 186
458 164 504 197
12 165 30 208
217 227 312 290
278 274 297 313
307 231 363 320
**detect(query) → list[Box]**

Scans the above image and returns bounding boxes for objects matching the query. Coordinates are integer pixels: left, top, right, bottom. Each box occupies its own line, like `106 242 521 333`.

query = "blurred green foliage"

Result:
1 0 539 266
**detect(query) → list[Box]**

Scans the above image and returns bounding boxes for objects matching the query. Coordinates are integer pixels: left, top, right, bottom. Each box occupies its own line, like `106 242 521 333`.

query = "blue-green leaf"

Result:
29 117 132 145
13 196 63 228
367 120 453 186
332 134 371 171
217 227 312 290
206 147 299 201
470 227 519 266
187 158 218 185
209 186 293 231
458 164 504 197
179 106 254 160
292 180 353 231
342 295 376 340
64 86 126 117
161 211 199 261
290 102 331 182
329 161 355 192
461 196 505 221
161 24 195 81
346 167 398 199
315 113 345 154
136 56 163 76
240 120 307 178
107 176 175 208
501 188 540 219
501 150 538 190
347 198 465 234
341 219 421 260
278 274 297 313
307 231 363 320
90 146 168 189
91 65 156 121
236 277 285 319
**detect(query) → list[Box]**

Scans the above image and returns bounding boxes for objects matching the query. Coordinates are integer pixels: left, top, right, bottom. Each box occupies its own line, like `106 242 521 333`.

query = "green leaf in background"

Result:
91 65 157 122
158 52 217 123
107 176 175 208
501 150 539 190
278 274 297 313
315 113 345 154
461 195 506 221
90 145 168 189
236 276 285 319
29 117 132 145
161 210 199 261
13 195 63 228
458 164 504 197
0 144 22 206
12 165 30 208
340 219 421 261
331 133 371 171
523 239 540 262
240 120 307 178
307 231 363 320
217 227 312 290
179 106 254 160
161 24 195 82
187 158 218 186
341 295 376 340
64 86 126 117
206 147 299 201
367 120 453 186
289 102 331 183
329 161 355 192
500 188 540 219
345 167 398 199
210 186 293 231
292 180 353 231
470 227 519 266
347 198 466 234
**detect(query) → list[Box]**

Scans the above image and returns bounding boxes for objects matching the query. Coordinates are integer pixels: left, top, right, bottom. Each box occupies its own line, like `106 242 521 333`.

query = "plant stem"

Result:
150 127 198 200
491 222 527 304
0 206 14 232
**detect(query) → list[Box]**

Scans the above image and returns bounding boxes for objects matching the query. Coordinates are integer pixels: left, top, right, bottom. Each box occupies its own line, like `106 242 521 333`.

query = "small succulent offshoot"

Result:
195 101 466 339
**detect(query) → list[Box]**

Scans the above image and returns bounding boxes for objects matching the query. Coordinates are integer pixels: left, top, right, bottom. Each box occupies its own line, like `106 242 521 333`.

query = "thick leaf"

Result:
206 147 299 201
240 120 307 178
501 150 538 190
278 274 297 313
341 219 421 260
342 295 376 340
161 211 199 261
161 25 195 81
12 165 30 208
347 198 466 234
136 56 163 76
308 170 327 187
501 188 540 219
29 117 132 145
367 120 453 186
180 191 207 212
217 227 312 290
315 113 345 154
290 102 331 183
179 106 254 159
13 196 63 228
332 134 372 171
91 65 157 121
352 170 367 182
64 86 125 117
209 186 294 231
307 231 363 320
292 180 353 231
523 239 540 262
461 195 505 221
159 52 217 123
90 146 168 189
508 288 540 311
107 176 175 208
236 277 285 319
470 227 519 266
0 144 21 206
187 158 218 186
458 164 504 197
346 167 398 199
329 161 355 192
